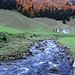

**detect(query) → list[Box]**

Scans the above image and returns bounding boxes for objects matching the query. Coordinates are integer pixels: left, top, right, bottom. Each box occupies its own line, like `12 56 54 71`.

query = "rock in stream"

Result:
0 40 74 75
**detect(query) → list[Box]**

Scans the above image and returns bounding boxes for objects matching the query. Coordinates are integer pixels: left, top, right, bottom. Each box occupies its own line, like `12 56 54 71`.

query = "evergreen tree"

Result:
63 19 66 24
63 12 66 24
39 9 44 18
67 16 70 21
0 0 4 9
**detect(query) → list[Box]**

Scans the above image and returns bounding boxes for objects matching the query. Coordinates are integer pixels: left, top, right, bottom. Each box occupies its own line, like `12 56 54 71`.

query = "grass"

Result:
57 37 75 57
0 25 54 61
0 9 75 61
0 25 75 57
0 26 25 34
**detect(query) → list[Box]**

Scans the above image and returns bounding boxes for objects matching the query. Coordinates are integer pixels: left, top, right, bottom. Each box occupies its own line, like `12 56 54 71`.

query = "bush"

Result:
0 32 10 42
21 8 25 14
30 11 34 18
18 6 22 12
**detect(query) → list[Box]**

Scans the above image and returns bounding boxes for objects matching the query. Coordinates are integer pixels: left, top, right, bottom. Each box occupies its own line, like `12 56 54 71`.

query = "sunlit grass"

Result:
0 25 75 57
57 37 75 57
0 26 25 34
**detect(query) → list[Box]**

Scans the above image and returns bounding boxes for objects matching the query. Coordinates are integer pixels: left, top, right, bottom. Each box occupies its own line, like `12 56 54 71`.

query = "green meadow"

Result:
0 9 75 61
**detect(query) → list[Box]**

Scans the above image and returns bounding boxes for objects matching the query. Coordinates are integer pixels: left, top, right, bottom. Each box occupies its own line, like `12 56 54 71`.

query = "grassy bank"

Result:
0 25 54 61
57 37 75 57
0 26 75 61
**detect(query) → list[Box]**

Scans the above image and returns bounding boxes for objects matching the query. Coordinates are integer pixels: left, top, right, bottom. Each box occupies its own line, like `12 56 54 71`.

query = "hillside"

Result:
0 9 75 62
0 9 74 32
0 9 52 31
67 18 75 28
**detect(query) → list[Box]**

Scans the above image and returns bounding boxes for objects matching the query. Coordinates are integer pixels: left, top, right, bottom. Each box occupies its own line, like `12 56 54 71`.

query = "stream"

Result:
0 40 74 75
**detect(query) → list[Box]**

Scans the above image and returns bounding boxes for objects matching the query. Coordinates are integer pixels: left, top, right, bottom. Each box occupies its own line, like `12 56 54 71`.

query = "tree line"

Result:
0 0 75 24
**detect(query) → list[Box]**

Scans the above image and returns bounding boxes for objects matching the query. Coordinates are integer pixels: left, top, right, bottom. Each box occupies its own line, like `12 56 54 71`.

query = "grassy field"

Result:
57 36 75 57
0 25 75 57
0 9 75 61
0 26 25 34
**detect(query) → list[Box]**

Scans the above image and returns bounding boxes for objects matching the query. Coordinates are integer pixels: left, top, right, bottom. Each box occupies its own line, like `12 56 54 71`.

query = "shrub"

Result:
30 11 34 18
18 6 22 12
21 8 25 14
0 32 10 42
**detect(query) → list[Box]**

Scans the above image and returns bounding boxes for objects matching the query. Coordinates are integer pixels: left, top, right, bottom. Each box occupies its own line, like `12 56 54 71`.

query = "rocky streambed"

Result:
0 40 74 75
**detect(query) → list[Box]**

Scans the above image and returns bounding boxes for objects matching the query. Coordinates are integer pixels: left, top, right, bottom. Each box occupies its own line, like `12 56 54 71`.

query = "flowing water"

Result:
0 40 73 75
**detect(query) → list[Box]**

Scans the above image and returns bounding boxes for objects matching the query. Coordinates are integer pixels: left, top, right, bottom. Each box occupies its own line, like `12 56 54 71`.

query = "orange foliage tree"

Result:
16 0 75 17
